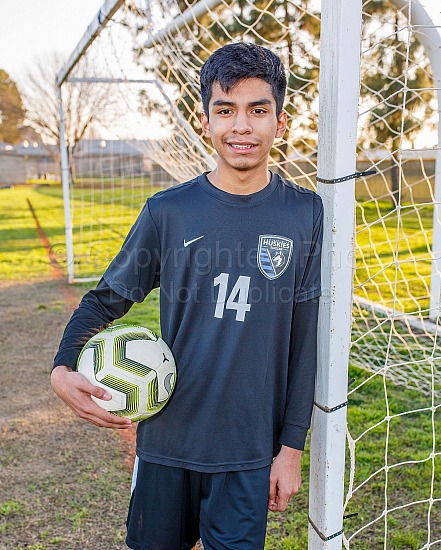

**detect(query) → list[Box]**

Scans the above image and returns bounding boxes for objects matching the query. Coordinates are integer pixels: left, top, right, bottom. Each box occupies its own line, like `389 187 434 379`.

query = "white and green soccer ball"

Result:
77 324 176 422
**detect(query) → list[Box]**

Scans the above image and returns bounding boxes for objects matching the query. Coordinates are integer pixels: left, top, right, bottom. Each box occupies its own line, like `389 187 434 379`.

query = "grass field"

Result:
355 199 433 314
1 183 440 549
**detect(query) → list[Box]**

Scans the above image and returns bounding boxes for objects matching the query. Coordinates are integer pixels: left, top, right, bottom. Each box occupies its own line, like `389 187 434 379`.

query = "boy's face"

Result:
201 78 286 175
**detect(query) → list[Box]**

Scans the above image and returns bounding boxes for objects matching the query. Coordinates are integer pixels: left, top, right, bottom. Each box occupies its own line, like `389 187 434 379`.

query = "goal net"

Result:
57 0 441 547
344 1 441 547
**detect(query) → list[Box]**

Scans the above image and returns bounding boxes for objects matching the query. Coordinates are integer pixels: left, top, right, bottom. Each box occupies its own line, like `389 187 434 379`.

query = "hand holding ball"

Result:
77 325 176 421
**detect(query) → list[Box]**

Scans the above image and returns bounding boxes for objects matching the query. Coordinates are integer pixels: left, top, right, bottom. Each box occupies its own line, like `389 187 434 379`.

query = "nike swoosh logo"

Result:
184 235 204 247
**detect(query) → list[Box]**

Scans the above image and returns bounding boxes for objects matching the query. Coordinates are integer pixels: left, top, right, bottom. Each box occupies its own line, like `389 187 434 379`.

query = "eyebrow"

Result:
212 99 273 108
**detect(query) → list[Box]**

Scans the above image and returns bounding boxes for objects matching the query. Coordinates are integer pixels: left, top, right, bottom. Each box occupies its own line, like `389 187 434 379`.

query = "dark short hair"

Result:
200 43 287 117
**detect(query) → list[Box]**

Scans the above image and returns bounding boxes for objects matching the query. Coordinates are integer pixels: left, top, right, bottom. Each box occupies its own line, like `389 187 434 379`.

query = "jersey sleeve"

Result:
52 278 134 371
295 194 323 302
278 296 320 450
102 200 161 303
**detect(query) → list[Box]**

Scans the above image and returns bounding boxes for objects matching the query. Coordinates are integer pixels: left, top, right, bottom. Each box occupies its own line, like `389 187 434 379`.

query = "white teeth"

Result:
230 144 254 149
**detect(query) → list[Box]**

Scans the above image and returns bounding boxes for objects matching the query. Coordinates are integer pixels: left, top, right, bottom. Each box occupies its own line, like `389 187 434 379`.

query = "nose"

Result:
231 113 252 134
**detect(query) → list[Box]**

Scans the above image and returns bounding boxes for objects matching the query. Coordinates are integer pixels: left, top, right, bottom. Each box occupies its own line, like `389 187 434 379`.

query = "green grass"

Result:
342 365 441 549
36 181 162 280
355 199 433 313
1 452 133 549
0 187 60 280
0 183 162 330
0 182 162 282
263 363 441 549
0 500 23 517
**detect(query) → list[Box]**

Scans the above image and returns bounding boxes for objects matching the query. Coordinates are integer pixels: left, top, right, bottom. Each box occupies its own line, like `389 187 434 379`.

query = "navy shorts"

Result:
126 457 271 550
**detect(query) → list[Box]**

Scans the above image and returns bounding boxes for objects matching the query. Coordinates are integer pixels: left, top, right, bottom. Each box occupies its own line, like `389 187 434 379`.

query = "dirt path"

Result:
0 278 136 549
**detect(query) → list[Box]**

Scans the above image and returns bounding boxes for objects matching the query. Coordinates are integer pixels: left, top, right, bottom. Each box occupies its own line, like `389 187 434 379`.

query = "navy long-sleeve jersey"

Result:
54 172 323 473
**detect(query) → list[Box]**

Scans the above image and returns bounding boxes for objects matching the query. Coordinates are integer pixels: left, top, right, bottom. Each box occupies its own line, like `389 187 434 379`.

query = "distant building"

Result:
73 139 177 187
73 139 149 178
0 140 58 185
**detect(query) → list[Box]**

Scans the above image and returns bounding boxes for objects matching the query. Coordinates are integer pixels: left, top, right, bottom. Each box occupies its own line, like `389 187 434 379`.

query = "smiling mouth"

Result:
228 143 257 151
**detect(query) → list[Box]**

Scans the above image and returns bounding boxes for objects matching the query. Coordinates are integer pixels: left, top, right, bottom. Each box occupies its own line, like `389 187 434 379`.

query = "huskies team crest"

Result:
258 235 293 280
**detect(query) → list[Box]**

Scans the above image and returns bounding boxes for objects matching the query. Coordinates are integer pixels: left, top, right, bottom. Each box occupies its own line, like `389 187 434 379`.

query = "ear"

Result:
275 110 287 138
201 112 210 138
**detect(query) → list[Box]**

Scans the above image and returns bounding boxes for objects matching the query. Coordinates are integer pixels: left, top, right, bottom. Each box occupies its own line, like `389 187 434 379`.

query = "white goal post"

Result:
307 1 362 546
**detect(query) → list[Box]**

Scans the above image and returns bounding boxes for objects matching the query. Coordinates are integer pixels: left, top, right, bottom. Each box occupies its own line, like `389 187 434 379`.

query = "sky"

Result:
0 0 105 85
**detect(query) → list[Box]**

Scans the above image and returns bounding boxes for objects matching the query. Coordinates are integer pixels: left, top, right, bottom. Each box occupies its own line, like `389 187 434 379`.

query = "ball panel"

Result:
91 339 106 375
113 334 155 377
90 390 126 411
147 377 159 409
164 372 174 395
111 325 157 341
125 339 164 372
101 374 140 416
77 347 96 378
76 338 107 376
153 338 176 402
129 398 170 421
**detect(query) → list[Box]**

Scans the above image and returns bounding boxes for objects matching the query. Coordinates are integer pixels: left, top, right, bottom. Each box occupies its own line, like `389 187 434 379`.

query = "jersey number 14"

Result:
213 273 251 322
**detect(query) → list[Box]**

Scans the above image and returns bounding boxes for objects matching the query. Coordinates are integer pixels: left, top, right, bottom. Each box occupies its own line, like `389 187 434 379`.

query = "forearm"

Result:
279 297 319 450
53 278 134 371
51 278 135 429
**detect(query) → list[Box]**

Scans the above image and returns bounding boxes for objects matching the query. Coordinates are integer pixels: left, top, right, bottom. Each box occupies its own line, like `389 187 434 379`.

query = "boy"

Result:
51 42 323 550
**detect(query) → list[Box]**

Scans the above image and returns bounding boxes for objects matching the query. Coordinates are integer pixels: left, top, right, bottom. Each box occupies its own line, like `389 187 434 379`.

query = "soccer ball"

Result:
77 324 176 421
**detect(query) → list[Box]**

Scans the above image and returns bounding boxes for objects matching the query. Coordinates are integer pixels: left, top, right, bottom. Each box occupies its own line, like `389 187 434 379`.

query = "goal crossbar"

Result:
57 0 124 86
144 0 223 49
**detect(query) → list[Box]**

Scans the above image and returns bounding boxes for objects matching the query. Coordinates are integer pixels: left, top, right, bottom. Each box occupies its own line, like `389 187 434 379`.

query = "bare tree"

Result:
21 52 116 181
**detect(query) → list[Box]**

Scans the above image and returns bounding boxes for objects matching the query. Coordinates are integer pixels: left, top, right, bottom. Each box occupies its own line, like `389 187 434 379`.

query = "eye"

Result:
217 108 233 115
252 108 268 114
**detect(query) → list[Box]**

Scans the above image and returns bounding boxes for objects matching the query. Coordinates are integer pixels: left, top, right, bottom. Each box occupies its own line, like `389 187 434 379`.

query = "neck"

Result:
207 162 271 195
